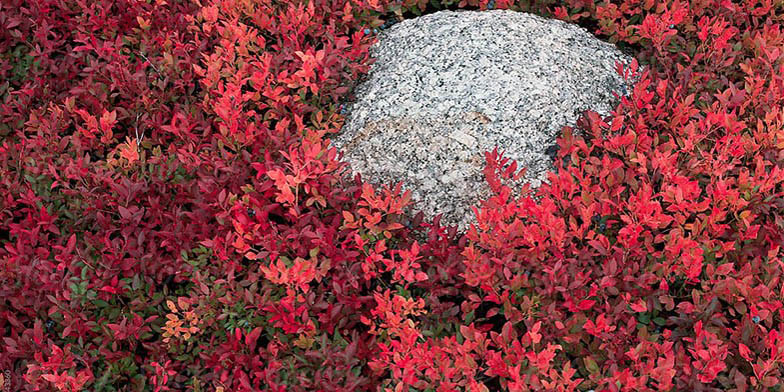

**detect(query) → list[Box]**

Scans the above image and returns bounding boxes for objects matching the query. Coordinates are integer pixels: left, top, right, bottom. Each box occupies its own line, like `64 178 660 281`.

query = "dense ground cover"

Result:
1 0 783 390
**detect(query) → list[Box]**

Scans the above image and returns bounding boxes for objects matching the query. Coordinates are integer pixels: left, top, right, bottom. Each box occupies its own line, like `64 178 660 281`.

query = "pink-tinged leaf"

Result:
245 327 262 348
118 137 140 164
528 321 542 344
630 300 647 313
577 299 596 311
118 206 132 220
342 1 353 22
386 222 404 231
762 376 779 387
738 343 752 361
33 320 44 345
65 233 77 253
41 373 61 383
715 262 734 275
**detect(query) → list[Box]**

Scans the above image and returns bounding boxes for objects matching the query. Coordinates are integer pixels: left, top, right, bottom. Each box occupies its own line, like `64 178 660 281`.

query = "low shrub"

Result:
1 0 783 390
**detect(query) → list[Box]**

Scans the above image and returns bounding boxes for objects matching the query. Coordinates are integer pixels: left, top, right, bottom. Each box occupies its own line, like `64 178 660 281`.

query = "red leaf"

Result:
577 299 596 311
117 137 140 165
630 300 647 313
738 343 752 361
118 206 132 220
342 1 353 22
33 320 44 345
245 327 262 348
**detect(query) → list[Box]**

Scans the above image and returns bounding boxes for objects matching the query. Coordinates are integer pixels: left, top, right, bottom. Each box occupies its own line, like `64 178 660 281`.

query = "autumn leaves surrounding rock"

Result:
331 9 635 229
1 0 783 391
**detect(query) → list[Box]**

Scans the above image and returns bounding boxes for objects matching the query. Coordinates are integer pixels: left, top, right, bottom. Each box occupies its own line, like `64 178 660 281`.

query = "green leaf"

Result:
465 310 476 324
584 357 600 374
94 300 109 308
638 312 651 324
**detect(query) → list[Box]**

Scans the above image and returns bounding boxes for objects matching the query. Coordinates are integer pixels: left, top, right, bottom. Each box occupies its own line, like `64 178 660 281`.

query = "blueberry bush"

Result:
1 0 783 390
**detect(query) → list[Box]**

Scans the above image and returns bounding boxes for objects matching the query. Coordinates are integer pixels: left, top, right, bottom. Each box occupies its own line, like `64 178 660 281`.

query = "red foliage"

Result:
1 0 783 390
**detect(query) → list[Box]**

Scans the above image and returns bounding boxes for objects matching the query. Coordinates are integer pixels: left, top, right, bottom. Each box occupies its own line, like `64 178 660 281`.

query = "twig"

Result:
134 112 144 147
138 51 162 77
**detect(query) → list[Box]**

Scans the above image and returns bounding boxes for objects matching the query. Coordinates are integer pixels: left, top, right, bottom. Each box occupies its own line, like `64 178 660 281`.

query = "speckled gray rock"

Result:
331 9 636 230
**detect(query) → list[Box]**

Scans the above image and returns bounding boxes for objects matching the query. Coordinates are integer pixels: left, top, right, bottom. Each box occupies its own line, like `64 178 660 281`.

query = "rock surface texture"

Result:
331 9 637 230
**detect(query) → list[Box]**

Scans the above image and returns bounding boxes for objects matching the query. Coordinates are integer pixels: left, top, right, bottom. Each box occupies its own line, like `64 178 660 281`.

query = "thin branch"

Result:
134 112 144 146
138 51 162 78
